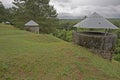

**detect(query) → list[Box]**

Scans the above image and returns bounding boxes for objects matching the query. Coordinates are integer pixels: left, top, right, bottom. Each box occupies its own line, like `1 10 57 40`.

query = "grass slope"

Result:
0 24 120 80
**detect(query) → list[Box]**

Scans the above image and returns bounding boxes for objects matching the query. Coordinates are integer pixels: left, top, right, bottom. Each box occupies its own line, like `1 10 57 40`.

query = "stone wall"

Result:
25 26 39 34
73 32 117 60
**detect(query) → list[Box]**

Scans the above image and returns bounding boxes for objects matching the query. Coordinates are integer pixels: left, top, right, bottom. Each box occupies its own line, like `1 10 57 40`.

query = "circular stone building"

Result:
73 12 119 60
25 20 39 34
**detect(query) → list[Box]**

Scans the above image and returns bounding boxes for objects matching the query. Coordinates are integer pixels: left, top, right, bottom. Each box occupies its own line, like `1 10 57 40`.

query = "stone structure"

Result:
25 20 39 34
73 32 117 60
73 12 118 60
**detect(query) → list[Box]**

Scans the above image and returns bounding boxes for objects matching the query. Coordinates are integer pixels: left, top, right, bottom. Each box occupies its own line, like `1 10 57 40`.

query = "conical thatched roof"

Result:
74 12 118 29
25 20 39 26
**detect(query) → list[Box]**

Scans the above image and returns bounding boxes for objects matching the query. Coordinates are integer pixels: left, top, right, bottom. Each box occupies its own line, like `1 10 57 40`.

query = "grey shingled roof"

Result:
25 20 39 26
74 12 118 29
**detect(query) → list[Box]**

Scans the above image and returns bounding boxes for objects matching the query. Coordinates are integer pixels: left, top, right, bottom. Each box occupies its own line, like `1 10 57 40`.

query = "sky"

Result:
1 0 120 19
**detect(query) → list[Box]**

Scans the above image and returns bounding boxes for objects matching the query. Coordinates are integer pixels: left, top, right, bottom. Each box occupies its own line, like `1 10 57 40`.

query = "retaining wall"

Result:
73 32 117 60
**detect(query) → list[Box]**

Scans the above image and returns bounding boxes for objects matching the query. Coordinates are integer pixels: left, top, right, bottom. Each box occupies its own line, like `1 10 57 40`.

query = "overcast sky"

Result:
1 0 120 19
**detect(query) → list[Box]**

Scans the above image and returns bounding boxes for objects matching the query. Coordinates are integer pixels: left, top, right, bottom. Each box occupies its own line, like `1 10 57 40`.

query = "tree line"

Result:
0 0 58 33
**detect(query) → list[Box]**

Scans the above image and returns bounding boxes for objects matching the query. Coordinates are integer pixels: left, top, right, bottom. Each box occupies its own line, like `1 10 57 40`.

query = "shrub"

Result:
114 54 120 62
53 29 74 42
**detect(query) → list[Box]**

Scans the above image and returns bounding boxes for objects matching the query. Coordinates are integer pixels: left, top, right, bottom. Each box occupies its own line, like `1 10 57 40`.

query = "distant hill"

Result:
0 24 120 80
58 13 83 19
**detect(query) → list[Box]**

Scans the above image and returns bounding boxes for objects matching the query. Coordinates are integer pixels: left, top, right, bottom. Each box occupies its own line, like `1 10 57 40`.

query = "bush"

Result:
53 29 74 42
114 54 120 62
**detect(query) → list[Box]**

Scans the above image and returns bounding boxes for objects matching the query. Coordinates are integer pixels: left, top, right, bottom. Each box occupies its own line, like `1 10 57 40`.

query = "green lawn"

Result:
0 24 120 80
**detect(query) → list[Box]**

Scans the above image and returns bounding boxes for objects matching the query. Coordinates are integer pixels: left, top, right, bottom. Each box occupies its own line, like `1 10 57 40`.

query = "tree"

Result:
13 0 58 33
0 1 6 22
0 2 14 23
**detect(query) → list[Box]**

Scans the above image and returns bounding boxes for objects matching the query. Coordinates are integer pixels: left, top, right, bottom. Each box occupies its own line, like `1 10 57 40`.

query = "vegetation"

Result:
0 1 6 22
53 29 74 42
0 24 120 80
53 20 78 42
15 0 58 33
0 1 11 23
109 19 120 62
1 0 58 33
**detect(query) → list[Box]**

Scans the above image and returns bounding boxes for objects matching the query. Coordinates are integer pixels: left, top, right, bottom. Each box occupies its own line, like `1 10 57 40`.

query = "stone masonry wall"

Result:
25 26 39 34
73 32 117 60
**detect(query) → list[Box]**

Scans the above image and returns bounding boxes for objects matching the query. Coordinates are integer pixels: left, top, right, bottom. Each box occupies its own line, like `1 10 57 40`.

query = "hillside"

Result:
0 24 120 80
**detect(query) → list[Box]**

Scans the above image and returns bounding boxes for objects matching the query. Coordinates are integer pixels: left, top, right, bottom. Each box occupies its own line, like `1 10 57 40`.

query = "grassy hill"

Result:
0 24 120 80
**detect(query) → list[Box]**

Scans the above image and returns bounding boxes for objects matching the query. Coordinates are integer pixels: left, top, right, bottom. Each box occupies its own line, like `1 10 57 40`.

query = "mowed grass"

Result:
0 24 120 80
